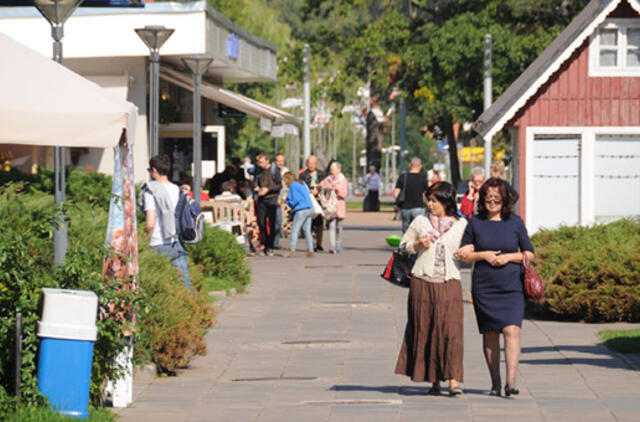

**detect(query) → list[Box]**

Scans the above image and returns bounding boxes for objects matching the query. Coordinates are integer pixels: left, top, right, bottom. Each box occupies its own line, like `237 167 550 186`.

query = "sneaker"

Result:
314 245 324 252
305 251 314 258
283 250 295 258
329 248 336 254
265 249 275 257
335 247 343 253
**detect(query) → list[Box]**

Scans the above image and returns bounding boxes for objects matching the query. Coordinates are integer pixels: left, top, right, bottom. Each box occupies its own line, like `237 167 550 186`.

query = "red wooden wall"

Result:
507 4 640 222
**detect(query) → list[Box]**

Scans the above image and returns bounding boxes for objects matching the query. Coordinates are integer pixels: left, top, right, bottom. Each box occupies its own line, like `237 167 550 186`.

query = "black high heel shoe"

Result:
504 385 519 397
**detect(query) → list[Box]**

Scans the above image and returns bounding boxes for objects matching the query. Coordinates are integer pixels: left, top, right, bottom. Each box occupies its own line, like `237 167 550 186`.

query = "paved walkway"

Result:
116 212 640 422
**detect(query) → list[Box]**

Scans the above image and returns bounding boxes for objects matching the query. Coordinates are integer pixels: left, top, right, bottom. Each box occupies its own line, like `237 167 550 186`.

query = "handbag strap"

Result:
522 252 530 267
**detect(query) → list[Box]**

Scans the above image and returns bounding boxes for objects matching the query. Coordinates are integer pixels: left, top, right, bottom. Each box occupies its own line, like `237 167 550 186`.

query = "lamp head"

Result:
181 55 214 76
135 25 175 51
34 0 83 26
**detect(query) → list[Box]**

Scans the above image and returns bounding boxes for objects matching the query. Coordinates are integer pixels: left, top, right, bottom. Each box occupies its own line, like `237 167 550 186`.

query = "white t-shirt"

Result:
144 182 180 247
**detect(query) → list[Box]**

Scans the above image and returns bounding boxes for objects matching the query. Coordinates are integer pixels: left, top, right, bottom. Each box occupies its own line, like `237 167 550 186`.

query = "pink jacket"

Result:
320 173 348 219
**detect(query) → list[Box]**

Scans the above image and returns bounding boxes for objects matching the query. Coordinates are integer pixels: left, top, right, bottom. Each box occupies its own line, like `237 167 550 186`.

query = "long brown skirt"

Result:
394 277 463 383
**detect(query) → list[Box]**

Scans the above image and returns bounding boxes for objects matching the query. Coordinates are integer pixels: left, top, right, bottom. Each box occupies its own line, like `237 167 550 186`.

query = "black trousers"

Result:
257 198 278 251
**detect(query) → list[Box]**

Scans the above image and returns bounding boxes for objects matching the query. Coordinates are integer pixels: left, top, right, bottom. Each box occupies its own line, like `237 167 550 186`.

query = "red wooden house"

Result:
475 0 640 233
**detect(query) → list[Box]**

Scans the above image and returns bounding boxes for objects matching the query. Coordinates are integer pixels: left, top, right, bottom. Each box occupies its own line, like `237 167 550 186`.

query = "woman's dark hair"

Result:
477 177 514 220
426 181 459 218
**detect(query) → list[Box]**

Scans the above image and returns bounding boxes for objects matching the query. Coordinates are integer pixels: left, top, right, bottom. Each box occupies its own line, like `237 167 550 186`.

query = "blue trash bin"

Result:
37 288 98 419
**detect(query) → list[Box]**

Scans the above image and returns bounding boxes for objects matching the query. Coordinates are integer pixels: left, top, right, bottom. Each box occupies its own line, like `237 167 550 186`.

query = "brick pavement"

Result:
116 212 640 422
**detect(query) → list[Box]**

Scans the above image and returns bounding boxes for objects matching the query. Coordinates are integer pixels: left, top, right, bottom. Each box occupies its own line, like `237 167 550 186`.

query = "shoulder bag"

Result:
381 249 415 288
522 254 544 300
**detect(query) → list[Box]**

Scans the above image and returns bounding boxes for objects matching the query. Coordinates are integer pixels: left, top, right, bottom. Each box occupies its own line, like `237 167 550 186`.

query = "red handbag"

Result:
522 254 544 300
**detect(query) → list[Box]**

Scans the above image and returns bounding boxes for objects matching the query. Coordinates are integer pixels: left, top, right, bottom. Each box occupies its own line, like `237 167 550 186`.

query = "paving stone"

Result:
115 213 640 421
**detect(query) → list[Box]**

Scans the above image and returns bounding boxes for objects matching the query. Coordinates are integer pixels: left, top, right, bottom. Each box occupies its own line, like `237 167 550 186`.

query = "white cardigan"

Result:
399 215 467 281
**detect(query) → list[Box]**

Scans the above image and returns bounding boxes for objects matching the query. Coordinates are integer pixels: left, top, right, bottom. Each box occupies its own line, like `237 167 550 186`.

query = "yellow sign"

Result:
459 147 484 163
458 147 506 163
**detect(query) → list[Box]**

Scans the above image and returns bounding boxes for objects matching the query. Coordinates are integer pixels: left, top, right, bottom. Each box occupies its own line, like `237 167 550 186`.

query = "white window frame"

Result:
589 18 640 76
525 126 640 232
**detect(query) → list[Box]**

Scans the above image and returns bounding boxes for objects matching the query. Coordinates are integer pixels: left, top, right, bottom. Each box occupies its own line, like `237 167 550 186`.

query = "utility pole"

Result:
483 34 493 175
303 44 311 161
391 102 396 192
399 97 406 173
352 125 357 191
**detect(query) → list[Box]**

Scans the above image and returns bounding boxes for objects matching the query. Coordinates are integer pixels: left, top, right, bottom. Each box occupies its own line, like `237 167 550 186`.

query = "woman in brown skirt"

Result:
394 181 468 396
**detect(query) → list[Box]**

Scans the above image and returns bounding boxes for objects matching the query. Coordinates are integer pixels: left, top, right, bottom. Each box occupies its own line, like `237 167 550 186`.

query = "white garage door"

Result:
531 135 581 233
594 134 640 223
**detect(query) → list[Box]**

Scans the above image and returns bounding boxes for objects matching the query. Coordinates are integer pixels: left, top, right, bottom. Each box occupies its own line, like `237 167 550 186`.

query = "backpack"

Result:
175 189 205 244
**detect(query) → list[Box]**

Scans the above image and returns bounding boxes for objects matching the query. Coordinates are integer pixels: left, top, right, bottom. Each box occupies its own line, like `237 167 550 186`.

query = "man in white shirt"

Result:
363 166 382 211
142 154 192 292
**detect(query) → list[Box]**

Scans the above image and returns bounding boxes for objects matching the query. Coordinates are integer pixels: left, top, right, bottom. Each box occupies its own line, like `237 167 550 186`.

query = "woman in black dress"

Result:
455 178 534 397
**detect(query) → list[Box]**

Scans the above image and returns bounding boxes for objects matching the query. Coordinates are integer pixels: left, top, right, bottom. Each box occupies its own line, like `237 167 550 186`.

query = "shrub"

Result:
0 180 217 415
188 226 251 292
134 240 214 373
529 219 640 322
0 167 112 210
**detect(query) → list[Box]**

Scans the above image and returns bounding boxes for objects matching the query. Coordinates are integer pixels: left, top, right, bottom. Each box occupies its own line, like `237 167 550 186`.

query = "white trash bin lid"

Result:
38 288 98 341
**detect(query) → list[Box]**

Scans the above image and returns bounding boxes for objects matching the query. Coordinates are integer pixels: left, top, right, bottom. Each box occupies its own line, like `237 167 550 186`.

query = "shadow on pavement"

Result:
330 385 491 396
520 345 635 370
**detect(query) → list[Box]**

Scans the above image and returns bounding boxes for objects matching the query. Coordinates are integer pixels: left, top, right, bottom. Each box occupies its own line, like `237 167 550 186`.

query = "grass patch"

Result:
4 406 116 422
598 329 640 354
346 200 396 211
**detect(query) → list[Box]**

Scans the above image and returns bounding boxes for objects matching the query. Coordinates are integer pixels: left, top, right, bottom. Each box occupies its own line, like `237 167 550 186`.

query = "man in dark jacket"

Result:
254 152 281 256
300 155 326 252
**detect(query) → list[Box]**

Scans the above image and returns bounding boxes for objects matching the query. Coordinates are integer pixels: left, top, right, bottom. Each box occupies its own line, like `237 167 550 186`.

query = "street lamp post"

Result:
34 0 84 266
302 44 311 161
135 25 174 158
182 55 213 206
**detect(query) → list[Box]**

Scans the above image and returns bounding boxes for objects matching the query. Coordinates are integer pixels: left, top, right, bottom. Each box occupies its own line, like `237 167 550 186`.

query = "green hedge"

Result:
0 169 229 416
529 219 640 322
188 226 251 292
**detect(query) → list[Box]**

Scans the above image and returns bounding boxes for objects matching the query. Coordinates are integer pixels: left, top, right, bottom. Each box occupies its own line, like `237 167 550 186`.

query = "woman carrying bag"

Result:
455 177 535 397
394 182 467 396
283 172 315 258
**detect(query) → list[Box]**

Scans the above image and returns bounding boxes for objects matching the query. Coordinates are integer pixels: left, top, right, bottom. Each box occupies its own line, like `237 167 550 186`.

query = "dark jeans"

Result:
257 198 278 251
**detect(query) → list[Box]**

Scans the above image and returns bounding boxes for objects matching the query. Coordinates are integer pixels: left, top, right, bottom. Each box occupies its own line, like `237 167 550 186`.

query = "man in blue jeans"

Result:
141 154 192 292
393 157 427 233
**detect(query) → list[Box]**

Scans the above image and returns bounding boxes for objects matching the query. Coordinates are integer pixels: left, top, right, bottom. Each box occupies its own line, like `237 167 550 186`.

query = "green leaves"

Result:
529 219 640 322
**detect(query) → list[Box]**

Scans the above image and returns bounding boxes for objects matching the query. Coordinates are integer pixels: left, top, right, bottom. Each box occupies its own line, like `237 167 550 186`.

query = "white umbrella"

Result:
0 32 137 147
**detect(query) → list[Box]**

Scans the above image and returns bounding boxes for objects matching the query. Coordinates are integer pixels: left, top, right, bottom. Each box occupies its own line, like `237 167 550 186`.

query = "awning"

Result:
160 67 300 137
0 33 137 148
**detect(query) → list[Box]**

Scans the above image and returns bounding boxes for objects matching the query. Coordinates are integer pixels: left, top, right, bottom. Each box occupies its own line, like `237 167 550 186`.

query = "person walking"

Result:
282 172 314 258
300 155 327 252
394 182 467 396
363 166 382 212
140 154 192 292
272 153 288 249
460 167 486 219
319 161 348 254
456 177 535 397
394 157 428 233
254 152 281 256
